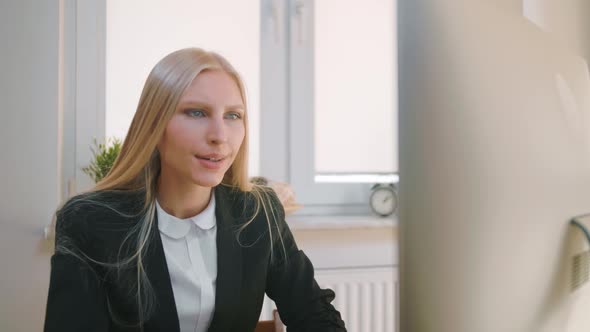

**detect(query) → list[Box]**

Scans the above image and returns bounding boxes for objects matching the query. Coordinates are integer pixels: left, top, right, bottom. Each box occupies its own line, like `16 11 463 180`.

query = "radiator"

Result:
260 266 398 332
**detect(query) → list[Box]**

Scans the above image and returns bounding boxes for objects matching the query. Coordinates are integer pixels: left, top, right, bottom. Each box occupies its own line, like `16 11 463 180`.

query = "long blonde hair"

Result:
53 48 284 328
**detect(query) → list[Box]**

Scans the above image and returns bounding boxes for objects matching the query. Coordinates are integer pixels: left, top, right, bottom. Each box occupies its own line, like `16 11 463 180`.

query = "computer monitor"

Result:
399 2 590 331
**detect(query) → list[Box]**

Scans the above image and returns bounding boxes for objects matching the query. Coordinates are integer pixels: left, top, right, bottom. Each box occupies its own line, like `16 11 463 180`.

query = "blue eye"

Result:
187 109 205 117
226 113 242 120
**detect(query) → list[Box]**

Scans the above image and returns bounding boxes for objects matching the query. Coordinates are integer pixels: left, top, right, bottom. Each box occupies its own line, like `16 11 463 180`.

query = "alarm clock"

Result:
370 183 398 217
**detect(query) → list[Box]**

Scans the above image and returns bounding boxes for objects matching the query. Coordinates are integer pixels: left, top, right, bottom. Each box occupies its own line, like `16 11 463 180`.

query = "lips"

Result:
195 154 226 170
195 153 226 161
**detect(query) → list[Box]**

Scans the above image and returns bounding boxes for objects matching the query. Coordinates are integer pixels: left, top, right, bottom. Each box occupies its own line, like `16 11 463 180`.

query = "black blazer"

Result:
44 185 346 332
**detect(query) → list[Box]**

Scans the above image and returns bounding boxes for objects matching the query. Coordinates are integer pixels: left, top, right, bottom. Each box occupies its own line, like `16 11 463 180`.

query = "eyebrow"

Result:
179 101 245 111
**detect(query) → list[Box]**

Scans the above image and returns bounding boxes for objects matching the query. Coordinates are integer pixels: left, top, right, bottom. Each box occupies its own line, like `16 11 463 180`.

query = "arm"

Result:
44 209 110 332
264 191 346 332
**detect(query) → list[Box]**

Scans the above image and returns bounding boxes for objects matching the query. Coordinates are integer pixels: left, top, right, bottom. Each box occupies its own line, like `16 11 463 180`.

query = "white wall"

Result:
105 0 261 175
0 1 60 331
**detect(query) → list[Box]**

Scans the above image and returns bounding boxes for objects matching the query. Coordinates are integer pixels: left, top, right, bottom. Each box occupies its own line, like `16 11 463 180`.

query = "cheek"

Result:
165 119 198 150
232 126 246 150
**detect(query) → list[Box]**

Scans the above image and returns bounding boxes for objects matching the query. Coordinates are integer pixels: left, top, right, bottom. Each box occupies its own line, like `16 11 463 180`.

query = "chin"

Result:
192 176 223 188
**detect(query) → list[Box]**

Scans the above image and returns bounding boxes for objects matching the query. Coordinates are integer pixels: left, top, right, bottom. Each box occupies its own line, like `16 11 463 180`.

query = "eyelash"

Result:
226 113 242 120
187 109 205 117
186 109 242 120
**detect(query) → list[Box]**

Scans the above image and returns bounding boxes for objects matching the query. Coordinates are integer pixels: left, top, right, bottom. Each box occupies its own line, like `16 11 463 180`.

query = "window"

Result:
67 0 398 217
260 0 398 215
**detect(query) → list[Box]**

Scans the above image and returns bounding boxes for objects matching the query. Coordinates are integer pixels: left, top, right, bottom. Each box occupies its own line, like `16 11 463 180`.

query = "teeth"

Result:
197 156 222 161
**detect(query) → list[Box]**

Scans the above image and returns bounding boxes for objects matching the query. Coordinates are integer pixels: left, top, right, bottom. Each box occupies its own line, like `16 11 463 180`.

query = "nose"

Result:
206 116 228 145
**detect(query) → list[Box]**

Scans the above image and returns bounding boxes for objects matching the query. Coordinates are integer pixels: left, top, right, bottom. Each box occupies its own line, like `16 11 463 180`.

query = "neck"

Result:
156 170 212 219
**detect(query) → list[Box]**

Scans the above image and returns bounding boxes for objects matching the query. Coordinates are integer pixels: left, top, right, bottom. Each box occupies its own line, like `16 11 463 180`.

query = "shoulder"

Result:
58 189 144 223
55 189 146 251
220 184 290 243
219 184 285 220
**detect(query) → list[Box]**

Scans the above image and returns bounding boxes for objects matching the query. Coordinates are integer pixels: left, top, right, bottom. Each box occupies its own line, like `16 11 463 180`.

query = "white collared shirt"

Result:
156 192 218 332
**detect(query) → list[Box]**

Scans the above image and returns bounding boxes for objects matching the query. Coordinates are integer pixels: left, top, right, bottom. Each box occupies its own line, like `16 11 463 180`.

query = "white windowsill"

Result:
285 214 398 231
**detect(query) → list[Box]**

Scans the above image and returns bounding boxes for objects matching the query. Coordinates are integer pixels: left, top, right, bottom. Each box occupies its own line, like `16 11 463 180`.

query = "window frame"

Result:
260 0 398 216
60 0 107 199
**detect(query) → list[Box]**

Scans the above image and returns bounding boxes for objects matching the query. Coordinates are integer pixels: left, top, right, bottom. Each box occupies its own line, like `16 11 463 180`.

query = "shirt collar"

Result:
156 191 217 239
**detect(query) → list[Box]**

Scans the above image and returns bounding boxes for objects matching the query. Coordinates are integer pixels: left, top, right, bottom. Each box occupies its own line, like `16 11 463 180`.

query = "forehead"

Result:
179 69 243 106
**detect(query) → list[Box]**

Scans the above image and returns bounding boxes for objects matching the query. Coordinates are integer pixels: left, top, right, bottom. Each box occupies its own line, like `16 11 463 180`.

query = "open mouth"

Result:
196 157 223 162
195 155 226 163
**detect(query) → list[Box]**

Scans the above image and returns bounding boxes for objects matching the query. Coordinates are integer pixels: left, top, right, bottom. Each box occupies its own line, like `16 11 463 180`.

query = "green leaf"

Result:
81 137 123 183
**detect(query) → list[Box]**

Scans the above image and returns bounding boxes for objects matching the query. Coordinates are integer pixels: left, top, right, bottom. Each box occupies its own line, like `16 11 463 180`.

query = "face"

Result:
157 70 246 188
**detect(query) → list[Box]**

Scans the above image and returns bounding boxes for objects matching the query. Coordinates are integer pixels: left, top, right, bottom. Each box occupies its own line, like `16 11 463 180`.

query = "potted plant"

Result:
82 137 122 183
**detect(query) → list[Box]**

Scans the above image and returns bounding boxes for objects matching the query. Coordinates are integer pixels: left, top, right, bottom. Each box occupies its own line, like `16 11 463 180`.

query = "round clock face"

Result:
370 186 396 217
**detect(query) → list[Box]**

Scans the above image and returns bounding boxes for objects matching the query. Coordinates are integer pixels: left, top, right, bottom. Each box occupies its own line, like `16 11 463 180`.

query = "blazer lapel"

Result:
207 186 244 332
144 210 181 332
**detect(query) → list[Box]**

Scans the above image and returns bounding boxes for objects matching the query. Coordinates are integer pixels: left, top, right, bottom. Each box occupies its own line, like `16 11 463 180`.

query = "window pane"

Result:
314 0 397 174
106 0 261 175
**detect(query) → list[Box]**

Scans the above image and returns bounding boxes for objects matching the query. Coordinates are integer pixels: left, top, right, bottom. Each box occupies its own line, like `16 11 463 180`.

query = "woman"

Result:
44 48 346 332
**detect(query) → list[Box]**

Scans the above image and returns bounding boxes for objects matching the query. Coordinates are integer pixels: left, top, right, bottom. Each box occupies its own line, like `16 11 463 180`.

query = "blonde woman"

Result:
44 48 346 332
